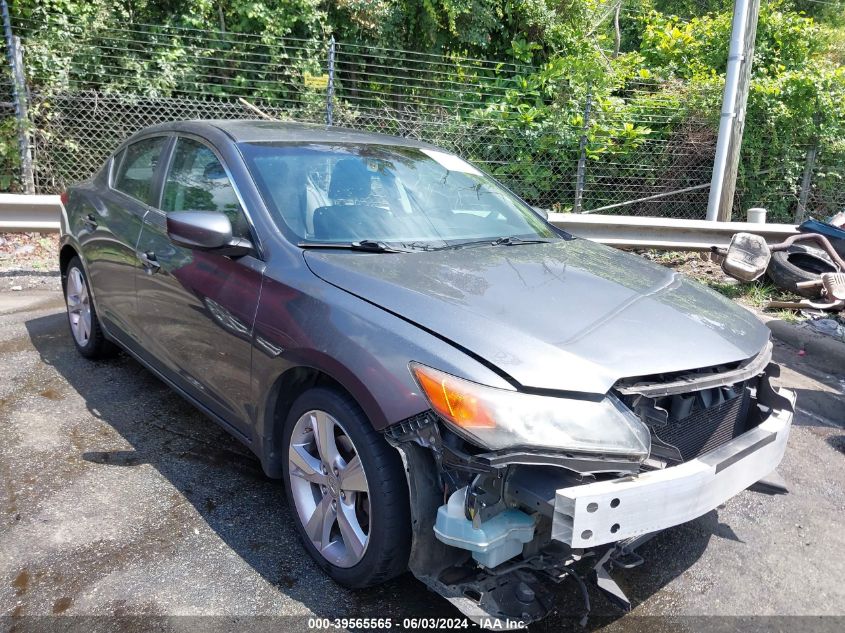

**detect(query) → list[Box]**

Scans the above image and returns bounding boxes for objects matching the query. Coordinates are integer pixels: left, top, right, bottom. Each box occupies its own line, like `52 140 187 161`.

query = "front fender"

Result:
250 273 511 475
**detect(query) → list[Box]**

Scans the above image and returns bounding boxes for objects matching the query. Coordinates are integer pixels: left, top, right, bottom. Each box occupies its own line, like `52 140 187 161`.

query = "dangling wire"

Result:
559 565 591 628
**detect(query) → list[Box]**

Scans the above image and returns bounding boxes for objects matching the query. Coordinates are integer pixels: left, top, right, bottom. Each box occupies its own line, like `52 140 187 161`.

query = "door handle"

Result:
82 213 98 229
138 250 161 273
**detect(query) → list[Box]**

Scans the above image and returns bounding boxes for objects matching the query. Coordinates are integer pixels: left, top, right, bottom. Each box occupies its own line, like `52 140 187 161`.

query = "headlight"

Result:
410 363 651 460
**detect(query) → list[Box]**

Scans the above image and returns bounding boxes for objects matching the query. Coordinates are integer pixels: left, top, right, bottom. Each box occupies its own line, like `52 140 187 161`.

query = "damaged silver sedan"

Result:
59 121 795 627
391 345 793 624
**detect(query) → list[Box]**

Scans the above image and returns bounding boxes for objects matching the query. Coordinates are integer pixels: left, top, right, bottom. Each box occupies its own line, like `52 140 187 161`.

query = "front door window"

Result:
161 138 250 239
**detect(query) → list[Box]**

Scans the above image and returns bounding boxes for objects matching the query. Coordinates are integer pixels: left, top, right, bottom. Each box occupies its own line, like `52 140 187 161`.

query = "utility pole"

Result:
2 0 35 193
706 0 760 221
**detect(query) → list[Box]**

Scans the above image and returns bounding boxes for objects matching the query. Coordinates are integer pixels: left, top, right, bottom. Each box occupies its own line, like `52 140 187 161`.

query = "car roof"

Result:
138 119 438 149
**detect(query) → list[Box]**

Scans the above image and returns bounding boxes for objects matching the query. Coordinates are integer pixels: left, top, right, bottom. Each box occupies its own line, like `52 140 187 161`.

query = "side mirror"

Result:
721 232 771 282
532 206 549 221
166 211 252 257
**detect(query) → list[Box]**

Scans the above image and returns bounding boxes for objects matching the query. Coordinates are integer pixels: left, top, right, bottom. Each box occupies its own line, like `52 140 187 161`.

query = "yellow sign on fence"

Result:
303 72 329 90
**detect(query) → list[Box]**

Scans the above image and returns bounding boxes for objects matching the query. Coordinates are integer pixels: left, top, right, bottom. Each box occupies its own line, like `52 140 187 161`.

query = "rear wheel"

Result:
63 256 115 358
282 387 411 587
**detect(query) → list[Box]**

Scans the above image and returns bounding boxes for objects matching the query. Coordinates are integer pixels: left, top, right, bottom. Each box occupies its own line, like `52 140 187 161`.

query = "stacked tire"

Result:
766 244 839 298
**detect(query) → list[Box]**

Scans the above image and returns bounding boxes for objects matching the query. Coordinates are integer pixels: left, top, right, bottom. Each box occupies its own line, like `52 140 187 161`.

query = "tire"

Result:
766 245 839 298
63 256 116 359
282 386 411 588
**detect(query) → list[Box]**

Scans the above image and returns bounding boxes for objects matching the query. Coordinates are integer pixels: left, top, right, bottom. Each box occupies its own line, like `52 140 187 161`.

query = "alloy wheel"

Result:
288 409 371 568
66 267 92 347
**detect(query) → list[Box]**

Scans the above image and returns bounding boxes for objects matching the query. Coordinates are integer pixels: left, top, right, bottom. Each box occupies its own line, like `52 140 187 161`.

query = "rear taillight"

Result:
60 191 69 206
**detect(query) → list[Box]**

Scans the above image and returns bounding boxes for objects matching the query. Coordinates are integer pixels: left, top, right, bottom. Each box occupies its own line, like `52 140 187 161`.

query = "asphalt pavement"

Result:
1 280 844 631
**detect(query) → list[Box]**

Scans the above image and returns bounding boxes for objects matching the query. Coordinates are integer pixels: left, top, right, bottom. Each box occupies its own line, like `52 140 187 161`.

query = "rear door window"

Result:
113 136 168 205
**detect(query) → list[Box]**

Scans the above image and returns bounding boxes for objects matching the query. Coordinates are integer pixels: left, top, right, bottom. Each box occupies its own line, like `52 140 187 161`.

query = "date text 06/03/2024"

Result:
306 617 527 630
308 617 528 631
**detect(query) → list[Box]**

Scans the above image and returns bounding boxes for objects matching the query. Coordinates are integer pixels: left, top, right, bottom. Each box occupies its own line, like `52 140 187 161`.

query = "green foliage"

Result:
640 10 732 78
636 1 845 220
0 118 21 191
12 0 328 100
354 0 587 60
14 0 326 39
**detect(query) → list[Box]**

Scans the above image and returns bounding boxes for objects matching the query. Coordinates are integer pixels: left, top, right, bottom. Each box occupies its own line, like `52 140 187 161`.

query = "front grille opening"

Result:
653 385 752 461
622 378 759 464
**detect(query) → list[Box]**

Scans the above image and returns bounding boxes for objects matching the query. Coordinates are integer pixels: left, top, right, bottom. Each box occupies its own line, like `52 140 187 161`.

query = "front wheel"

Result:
63 256 115 359
282 387 411 588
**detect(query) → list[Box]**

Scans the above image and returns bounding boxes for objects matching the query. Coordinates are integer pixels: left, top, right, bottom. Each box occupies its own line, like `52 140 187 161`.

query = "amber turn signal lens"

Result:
412 365 496 429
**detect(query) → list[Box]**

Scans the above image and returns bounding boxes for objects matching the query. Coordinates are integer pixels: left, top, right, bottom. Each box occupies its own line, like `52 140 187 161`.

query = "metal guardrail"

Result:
549 213 798 250
0 193 62 232
0 194 799 250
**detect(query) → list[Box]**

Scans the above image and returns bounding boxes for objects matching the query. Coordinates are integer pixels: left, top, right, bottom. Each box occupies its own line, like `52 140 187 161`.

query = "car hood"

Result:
303 238 769 394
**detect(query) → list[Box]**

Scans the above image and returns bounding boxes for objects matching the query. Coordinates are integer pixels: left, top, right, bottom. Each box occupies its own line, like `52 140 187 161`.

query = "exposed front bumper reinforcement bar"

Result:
553 386 796 548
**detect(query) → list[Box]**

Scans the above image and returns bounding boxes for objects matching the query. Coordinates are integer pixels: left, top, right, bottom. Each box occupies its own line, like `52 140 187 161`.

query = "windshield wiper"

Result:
440 236 554 250
298 240 412 253
492 236 553 246
399 241 440 252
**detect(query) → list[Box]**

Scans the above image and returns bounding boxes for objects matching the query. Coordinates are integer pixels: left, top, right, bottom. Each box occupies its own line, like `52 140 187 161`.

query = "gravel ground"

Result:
0 274 843 631
0 233 61 293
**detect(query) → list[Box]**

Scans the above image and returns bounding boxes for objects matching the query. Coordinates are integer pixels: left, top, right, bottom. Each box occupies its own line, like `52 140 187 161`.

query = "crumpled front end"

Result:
385 344 795 629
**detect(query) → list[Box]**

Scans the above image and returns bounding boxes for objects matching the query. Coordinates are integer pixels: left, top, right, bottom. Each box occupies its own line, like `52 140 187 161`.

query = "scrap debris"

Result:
713 213 845 345
717 216 845 317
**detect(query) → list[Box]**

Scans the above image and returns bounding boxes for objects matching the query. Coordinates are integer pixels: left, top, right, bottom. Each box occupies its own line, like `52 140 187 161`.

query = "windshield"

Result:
239 142 558 248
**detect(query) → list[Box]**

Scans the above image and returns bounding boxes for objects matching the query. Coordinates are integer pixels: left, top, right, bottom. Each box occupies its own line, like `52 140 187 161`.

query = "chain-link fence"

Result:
2 10 841 222
0 12 721 218
734 140 845 222
329 41 719 218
